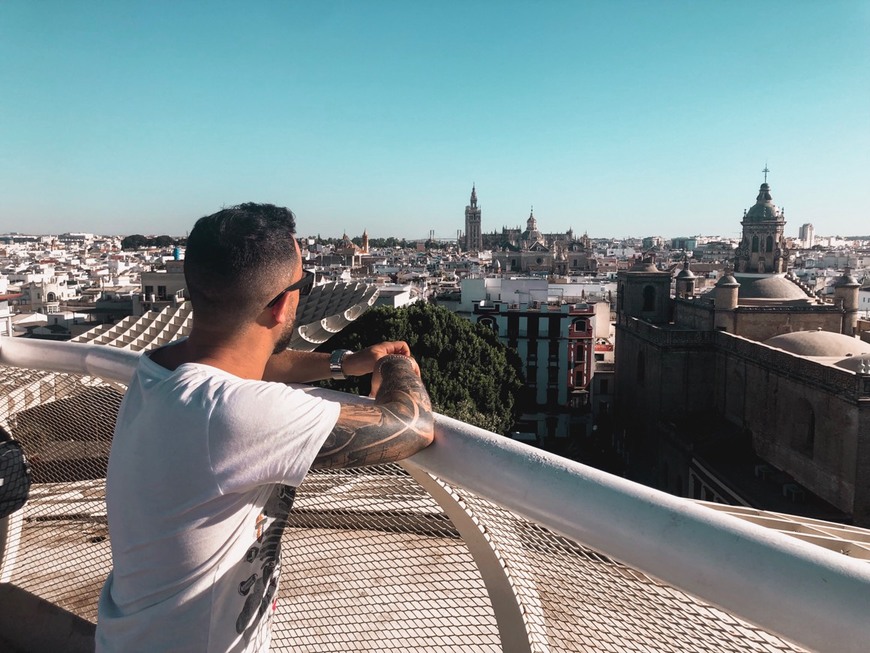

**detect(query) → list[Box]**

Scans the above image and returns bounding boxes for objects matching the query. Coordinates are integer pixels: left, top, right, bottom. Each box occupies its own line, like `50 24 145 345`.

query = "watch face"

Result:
330 349 350 379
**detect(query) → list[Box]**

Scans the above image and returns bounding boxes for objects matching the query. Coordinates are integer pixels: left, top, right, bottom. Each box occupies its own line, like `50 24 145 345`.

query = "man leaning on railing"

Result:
95 203 434 653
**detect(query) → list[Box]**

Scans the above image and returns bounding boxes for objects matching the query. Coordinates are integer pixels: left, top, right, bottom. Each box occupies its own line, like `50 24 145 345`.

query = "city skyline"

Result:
1 1 869 239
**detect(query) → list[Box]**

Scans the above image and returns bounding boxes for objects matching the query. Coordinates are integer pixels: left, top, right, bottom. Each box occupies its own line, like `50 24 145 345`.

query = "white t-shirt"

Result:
96 353 340 652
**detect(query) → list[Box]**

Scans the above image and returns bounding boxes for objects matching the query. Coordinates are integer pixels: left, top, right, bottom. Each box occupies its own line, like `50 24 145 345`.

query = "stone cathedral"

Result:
462 185 597 276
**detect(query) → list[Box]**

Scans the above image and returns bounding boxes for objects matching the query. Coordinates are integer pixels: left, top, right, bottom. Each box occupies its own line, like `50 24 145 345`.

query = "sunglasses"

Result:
265 269 315 308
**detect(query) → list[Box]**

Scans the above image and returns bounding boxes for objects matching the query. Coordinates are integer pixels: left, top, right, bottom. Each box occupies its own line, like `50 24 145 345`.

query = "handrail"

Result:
0 336 139 385
2 336 869 652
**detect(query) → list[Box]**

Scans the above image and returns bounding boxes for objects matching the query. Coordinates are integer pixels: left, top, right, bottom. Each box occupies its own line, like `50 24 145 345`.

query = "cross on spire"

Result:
762 163 770 183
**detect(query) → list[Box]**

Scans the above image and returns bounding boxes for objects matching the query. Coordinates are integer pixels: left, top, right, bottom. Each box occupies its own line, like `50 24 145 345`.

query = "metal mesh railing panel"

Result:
0 364 808 652
272 465 501 652
449 487 806 653
0 367 117 621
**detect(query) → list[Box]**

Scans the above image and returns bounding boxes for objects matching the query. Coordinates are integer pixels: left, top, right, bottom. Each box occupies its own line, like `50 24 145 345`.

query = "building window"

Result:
752 235 759 252
791 400 815 456
157 285 167 300
766 235 774 252
548 367 559 384
478 316 498 334
643 285 655 312
549 339 559 358
527 318 538 340
507 315 519 342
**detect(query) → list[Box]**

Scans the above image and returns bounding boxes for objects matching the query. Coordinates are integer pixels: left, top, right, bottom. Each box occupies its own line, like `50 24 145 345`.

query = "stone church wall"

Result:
714 332 864 518
672 298 715 330
732 307 843 342
614 316 716 428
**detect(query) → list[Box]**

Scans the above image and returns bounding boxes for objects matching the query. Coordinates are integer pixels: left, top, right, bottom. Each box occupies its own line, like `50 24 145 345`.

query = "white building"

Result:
860 281 870 318
455 276 612 441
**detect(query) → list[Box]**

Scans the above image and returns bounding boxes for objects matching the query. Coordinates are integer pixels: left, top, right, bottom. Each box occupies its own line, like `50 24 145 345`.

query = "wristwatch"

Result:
329 349 353 380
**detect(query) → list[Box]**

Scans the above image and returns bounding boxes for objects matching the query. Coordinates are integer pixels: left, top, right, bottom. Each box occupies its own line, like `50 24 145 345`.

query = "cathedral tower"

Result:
464 185 482 252
734 170 790 274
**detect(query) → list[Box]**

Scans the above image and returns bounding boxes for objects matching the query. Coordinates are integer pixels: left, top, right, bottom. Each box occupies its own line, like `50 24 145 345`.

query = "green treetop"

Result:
315 303 526 434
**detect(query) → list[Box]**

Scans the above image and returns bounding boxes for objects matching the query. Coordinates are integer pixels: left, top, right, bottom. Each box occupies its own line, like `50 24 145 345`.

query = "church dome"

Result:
764 331 870 358
520 209 543 245
833 270 860 288
715 273 739 287
833 353 870 372
676 260 695 280
744 183 783 222
733 274 810 301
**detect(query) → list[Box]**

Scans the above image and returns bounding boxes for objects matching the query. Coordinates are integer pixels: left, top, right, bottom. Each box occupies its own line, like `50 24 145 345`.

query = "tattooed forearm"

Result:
373 355 432 411
312 356 434 469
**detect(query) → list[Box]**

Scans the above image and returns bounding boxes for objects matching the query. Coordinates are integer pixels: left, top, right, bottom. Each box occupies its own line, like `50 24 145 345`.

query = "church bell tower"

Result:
734 167 790 274
464 184 482 252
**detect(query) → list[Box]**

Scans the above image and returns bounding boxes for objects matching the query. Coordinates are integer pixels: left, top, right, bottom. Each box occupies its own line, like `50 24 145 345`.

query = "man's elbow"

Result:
415 411 436 451
394 408 435 461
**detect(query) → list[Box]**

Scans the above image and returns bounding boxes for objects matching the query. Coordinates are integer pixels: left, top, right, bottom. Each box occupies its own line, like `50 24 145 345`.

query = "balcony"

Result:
1 336 870 653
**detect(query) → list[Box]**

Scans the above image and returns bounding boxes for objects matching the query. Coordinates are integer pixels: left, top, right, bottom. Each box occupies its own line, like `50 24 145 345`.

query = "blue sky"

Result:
1 1 868 240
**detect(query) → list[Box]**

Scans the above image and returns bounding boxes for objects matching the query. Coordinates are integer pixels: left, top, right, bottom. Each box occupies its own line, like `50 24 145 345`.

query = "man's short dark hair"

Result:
184 203 298 323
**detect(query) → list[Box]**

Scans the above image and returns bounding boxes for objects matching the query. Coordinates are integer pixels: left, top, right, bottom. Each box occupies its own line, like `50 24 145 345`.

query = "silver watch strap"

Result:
329 349 352 380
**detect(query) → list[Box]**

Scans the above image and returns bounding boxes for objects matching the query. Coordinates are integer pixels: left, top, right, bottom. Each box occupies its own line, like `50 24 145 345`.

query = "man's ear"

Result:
270 291 295 325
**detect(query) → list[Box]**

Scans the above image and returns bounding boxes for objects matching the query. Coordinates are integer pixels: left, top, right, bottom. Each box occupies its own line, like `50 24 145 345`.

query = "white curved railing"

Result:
2 336 870 653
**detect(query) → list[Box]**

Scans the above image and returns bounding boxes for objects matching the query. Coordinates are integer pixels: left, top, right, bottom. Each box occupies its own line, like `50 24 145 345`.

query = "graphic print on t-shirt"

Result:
235 484 297 646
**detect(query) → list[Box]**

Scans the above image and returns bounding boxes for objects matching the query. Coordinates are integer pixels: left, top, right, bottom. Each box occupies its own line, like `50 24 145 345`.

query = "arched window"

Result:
751 235 759 252
791 400 815 456
477 316 498 334
642 285 656 312
766 235 774 252
571 318 587 333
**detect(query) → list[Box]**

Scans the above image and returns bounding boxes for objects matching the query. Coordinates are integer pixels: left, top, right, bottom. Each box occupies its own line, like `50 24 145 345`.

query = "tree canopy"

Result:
315 303 526 434
120 234 179 250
